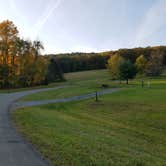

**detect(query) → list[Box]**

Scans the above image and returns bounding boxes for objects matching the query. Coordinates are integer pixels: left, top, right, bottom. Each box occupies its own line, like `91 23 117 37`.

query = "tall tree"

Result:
0 20 50 88
135 54 147 75
107 54 124 80
119 60 137 84
45 58 64 84
0 20 18 65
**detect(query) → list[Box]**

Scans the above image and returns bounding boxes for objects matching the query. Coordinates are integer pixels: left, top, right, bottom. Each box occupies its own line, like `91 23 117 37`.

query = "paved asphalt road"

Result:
0 87 118 166
0 87 65 166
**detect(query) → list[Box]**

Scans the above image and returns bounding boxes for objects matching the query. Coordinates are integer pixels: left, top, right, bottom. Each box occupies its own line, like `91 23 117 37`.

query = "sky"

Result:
0 0 166 54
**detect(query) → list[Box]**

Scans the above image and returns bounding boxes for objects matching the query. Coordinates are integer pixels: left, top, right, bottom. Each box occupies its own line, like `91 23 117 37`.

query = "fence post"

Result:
95 91 98 102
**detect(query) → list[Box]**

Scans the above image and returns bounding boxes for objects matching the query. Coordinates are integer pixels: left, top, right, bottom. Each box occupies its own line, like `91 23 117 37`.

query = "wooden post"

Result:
95 91 98 102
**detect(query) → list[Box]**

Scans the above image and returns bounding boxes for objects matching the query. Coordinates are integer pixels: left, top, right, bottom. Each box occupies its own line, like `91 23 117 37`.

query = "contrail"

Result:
31 0 64 39
9 0 64 40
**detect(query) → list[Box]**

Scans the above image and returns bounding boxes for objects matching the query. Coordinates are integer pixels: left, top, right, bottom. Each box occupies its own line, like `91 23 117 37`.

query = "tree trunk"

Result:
126 79 128 84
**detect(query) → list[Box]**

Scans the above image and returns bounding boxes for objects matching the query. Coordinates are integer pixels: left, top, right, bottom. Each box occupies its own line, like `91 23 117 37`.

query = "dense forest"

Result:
47 53 108 73
48 46 166 73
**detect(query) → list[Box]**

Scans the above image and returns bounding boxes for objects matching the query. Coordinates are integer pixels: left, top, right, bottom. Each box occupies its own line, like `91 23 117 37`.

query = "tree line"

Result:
107 51 164 84
0 20 63 89
48 46 166 73
47 53 108 73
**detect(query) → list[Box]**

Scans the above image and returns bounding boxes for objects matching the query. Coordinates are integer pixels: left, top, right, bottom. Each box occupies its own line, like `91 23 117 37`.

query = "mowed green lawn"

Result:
20 69 120 101
12 70 166 166
20 69 142 101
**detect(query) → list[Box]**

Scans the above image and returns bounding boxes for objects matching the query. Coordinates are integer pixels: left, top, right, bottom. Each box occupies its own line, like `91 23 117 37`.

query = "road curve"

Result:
0 86 118 166
13 88 119 109
0 86 65 166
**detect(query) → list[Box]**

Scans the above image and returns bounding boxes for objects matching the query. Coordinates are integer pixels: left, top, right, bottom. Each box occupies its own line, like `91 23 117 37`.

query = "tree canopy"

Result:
0 20 64 88
107 54 124 80
119 60 137 84
135 55 147 75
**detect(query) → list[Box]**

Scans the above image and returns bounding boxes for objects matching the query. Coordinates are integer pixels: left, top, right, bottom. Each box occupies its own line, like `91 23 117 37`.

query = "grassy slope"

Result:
20 69 120 101
12 70 166 166
20 69 166 101
2 68 166 94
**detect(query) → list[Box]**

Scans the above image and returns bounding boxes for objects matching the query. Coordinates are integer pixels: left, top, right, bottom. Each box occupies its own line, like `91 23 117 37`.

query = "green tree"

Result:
135 54 147 75
0 64 11 88
107 54 124 80
119 60 137 84
45 58 64 84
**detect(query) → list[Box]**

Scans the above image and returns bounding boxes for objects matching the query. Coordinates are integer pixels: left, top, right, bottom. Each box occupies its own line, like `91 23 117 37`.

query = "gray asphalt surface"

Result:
0 86 118 166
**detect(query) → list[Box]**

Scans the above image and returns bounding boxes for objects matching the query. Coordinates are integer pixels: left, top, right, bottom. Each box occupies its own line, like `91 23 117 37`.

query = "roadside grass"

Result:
20 69 166 101
12 80 166 166
0 81 67 93
20 69 118 101
0 69 108 94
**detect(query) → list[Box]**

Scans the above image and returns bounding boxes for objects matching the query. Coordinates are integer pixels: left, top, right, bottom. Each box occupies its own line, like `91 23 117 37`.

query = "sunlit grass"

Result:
12 70 166 166
21 69 166 101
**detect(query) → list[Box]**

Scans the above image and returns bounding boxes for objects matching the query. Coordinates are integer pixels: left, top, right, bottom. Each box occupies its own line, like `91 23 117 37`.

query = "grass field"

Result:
21 69 166 101
12 70 166 166
0 69 109 94
20 69 133 101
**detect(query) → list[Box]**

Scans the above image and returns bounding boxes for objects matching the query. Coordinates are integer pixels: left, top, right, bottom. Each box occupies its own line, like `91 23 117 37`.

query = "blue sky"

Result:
0 0 166 54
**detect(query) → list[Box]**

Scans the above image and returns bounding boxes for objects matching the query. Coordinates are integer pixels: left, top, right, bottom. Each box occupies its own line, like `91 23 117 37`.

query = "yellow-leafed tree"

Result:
107 54 124 80
0 20 47 88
